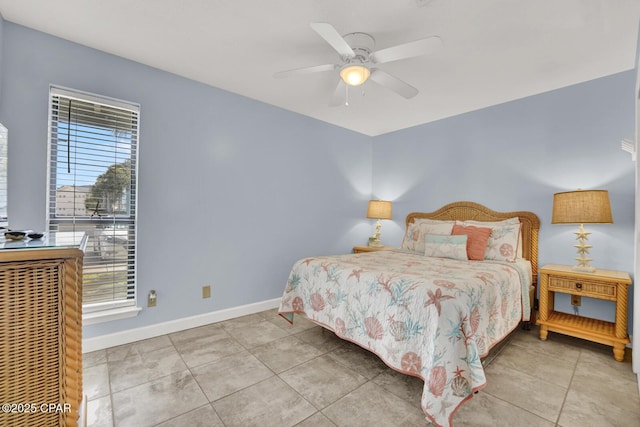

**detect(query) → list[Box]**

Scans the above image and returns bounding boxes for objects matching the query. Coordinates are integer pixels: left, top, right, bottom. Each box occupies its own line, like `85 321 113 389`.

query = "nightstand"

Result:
353 245 393 253
537 264 632 361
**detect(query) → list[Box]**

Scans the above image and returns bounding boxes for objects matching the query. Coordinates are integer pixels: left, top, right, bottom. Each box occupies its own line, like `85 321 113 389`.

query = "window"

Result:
48 86 140 321
0 124 7 225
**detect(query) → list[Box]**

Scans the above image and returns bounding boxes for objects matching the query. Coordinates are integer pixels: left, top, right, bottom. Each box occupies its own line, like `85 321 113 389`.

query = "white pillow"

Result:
401 220 455 253
484 223 521 262
424 234 468 260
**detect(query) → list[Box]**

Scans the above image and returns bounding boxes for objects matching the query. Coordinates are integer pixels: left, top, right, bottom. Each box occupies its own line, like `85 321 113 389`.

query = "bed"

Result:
278 201 540 427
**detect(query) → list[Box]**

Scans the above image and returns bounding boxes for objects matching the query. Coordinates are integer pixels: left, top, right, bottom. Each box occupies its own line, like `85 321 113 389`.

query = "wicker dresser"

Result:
0 232 86 427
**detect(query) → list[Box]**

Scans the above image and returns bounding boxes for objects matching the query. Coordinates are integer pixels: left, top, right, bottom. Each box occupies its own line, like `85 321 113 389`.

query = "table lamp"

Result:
366 200 392 247
551 189 613 272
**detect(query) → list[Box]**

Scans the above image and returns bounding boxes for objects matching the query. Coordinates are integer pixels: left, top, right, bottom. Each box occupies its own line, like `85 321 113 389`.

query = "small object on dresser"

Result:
4 230 26 241
28 232 44 239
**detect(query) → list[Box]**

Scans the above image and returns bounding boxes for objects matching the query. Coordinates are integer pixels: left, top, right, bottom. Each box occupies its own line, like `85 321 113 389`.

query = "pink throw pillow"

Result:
451 224 492 261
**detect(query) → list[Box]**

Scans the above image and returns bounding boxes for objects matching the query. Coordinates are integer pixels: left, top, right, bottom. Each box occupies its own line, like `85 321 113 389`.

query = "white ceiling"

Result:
1 0 639 136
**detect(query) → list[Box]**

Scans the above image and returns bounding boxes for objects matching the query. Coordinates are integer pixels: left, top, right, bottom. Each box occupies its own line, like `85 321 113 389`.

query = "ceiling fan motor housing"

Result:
342 32 375 64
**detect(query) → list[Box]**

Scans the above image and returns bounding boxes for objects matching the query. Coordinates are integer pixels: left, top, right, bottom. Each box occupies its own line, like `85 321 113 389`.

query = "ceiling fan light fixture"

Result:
340 65 371 86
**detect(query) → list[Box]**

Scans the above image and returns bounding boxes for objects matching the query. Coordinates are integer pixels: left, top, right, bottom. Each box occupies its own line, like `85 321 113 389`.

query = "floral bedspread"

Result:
278 250 531 427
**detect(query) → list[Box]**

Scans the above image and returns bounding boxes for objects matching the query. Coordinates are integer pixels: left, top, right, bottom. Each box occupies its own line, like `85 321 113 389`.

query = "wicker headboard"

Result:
406 201 541 284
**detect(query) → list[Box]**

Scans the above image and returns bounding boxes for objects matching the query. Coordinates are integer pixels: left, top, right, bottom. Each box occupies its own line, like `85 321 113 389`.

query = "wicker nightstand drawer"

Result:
548 276 616 300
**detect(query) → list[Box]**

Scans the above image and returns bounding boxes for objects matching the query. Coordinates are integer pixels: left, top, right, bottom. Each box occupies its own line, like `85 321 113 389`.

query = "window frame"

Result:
47 85 141 323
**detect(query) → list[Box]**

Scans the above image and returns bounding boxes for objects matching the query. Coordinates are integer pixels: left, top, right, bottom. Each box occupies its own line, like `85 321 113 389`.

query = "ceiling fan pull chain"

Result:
345 84 349 106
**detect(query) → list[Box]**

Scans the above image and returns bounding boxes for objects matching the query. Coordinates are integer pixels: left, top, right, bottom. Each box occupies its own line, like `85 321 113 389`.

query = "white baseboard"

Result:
82 297 281 353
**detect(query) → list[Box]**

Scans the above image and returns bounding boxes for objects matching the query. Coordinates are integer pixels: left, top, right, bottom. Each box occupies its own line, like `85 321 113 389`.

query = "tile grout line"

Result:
102 358 116 427
175 321 287 426
166 332 226 427
477 329 569 426
554 348 581 427
174 316 323 425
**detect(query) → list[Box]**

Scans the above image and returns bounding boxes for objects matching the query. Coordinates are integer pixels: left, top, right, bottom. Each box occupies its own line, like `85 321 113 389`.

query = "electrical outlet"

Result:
202 285 211 299
571 295 581 306
148 290 157 307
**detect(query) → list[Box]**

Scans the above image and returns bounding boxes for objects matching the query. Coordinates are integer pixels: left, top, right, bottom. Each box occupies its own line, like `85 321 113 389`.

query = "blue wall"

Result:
372 71 636 328
0 22 372 338
0 18 636 338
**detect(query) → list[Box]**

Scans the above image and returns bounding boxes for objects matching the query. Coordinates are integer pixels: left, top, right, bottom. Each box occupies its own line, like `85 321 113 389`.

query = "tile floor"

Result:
84 309 640 427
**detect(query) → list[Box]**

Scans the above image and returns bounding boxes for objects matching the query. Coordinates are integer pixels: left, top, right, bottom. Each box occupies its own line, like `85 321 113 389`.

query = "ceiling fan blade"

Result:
329 80 347 107
273 63 337 79
371 36 442 64
310 22 355 58
369 69 418 99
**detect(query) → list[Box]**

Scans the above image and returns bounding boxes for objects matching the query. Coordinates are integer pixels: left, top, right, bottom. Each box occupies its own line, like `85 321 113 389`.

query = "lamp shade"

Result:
551 190 613 224
366 200 392 220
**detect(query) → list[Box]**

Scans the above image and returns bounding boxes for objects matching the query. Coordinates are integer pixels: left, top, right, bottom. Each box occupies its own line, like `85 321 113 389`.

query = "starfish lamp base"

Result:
369 219 383 247
572 260 596 273
572 223 596 272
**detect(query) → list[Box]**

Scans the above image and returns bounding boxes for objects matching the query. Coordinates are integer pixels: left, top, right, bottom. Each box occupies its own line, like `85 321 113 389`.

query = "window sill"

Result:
83 305 142 326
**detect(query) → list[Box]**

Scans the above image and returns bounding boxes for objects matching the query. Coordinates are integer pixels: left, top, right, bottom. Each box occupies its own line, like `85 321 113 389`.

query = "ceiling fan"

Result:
274 22 442 106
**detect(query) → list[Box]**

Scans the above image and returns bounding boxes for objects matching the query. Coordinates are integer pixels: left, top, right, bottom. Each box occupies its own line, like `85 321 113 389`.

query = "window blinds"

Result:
48 86 139 311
